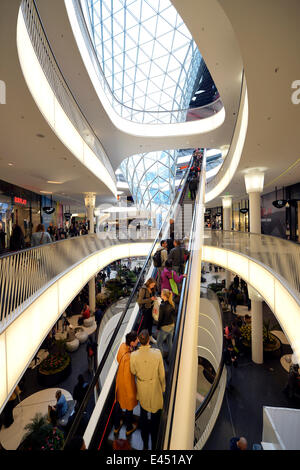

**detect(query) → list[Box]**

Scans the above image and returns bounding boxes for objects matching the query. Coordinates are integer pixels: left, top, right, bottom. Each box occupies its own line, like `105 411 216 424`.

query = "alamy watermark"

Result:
0 80 6 104
94 197 193 242
291 80 300 104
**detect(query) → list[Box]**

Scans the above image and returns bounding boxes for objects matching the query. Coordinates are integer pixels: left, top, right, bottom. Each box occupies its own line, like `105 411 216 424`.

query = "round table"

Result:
0 388 72 450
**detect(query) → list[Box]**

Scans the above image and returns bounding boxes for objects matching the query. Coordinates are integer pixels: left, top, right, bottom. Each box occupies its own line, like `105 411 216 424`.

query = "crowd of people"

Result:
110 232 190 450
0 220 90 255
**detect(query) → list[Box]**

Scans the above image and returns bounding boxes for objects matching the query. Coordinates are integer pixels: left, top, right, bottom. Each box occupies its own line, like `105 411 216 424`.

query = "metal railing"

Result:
68 0 224 125
0 234 146 331
204 229 300 300
21 0 116 183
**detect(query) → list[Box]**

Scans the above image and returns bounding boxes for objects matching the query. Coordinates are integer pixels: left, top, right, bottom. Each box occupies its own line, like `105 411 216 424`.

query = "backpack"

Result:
153 248 162 267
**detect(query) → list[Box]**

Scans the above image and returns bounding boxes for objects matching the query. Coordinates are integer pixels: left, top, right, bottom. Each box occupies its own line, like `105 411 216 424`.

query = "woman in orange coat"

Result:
113 331 139 436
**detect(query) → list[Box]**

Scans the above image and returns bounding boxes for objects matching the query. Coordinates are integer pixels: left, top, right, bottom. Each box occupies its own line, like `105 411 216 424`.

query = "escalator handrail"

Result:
156 153 206 449
63 156 194 448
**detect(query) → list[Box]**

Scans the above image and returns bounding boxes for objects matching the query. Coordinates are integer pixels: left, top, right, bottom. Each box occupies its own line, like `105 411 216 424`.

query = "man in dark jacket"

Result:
188 174 198 201
167 239 189 274
166 219 175 253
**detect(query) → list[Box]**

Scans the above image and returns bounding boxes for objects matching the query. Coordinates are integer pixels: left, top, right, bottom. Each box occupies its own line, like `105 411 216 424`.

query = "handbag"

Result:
169 271 179 295
152 297 162 322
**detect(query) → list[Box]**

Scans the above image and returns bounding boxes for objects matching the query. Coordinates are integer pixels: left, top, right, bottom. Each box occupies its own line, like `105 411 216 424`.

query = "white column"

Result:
244 172 264 362
222 196 232 231
244 171 264 234
249 192 262 234
248 287 264 364
85 193 96 314
84 193 96 234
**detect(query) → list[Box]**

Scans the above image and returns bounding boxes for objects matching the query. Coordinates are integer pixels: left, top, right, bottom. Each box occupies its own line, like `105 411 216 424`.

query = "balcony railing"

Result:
204 229 300 300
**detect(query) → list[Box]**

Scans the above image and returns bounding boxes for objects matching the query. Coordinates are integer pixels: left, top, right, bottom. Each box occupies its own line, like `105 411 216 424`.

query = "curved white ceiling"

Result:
174 0 300 206
35 0 242 170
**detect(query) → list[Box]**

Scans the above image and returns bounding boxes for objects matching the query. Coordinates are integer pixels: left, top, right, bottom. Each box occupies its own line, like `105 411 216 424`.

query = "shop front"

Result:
0 180 43 250
205 207 222 229
232 200 249 232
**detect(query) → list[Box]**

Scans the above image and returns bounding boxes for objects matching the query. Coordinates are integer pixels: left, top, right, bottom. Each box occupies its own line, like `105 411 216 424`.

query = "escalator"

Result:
63 154 207 451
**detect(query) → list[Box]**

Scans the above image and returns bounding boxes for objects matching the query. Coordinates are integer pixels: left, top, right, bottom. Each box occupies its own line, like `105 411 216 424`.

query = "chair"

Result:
57 400 76 427
65 338 80 352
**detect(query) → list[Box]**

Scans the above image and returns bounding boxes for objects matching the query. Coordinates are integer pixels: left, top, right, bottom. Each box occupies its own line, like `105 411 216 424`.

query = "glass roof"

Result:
83 0 201 124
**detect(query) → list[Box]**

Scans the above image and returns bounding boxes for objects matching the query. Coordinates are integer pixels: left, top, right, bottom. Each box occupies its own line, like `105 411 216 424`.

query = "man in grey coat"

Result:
167 239 189 275
130 329 165 450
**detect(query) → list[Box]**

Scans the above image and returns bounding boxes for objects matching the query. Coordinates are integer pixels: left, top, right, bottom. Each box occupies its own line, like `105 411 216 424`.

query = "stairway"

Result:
180 180 196 239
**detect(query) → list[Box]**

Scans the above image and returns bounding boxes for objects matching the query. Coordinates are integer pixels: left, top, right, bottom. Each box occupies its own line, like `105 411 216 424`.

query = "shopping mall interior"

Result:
0 0 300 453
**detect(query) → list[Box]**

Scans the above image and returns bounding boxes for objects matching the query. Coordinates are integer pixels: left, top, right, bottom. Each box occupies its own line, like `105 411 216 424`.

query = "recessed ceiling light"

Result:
40 190 52 194
8 162 15 166
47 181 64 184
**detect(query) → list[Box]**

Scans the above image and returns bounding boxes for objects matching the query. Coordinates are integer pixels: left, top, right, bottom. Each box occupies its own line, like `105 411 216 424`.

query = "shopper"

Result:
49 390 68 420
154 240 168 291
137 278 157 343
188 173 198 201
167 239 189 274
31 223 52 247
224 343 238 390
156 289 176 363
9 224 25 252
86 337 97 374
160 260 186 296
73 375 89 412
94 307 104 328
283 362 300 399
81 303 91 320
113 331 139 436
166 219 175 253
0 385 21 428
130 329 165 450
229 436 248 450
229 287 238 314
0 223 6 253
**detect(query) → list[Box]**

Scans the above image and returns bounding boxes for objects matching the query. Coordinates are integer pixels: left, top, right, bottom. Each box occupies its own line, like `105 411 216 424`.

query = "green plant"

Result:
207 282 223 293
21 413 64 450
39 352 70 375
240 322 277 346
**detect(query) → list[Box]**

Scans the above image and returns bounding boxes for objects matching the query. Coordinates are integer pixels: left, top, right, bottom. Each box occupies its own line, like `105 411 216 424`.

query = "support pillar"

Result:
248 286 264 364
85 193 96 314
244 171 265 363
244 171 264 234
249 192 262 234
225 270 232 289
222 196 232 231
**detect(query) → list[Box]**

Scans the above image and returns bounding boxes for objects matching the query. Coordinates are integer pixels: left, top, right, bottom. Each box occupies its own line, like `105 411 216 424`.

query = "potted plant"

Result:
240 320 281 353
18 413 64 451
38 339 71 386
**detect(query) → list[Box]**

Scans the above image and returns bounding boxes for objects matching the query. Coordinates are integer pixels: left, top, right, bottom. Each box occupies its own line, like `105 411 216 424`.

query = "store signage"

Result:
14 196 27 205
43 207 55 215
64 212 72 219
240 208 249 214
272 200 287 209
